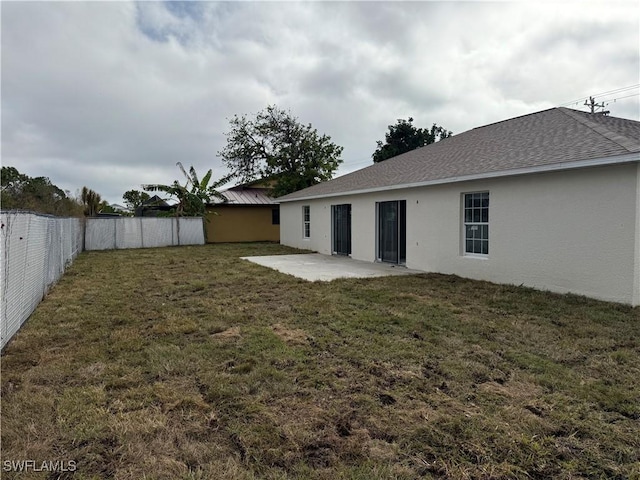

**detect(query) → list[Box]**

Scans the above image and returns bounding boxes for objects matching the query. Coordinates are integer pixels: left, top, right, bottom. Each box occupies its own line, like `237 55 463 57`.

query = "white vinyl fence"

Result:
1 212 83 350
1 214 205 350
85 217 204 250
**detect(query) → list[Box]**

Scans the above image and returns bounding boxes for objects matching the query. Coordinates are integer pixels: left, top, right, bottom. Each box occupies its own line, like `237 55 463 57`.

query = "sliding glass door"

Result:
332 204 351 256
377 200 406 264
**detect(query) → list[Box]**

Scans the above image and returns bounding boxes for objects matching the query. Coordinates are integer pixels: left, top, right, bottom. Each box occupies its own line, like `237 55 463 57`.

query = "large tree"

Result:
372 118 452 163
122 190 150 211
218 105 344 197
142 162 233 217
1 166 82 216
81 186 102 217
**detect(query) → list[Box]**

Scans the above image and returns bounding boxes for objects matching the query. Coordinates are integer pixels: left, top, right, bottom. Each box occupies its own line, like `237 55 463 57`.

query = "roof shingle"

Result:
278 107 640 202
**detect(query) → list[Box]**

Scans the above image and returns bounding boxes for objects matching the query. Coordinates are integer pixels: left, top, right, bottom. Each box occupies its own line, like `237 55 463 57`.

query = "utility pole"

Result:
584 96 609 115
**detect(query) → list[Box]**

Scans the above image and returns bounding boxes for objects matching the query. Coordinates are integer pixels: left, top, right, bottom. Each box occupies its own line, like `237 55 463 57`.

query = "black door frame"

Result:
376 200 406 264
331 204 351 256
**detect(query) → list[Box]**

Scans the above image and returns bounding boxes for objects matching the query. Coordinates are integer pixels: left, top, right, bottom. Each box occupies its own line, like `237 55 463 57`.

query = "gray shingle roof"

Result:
278 107 640 202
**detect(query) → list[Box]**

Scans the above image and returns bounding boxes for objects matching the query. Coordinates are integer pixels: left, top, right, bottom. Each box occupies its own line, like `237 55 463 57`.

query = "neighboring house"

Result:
205 180 280 243
109 203 132 214
277 107 640 306
135 195 173 217
97 203 130 217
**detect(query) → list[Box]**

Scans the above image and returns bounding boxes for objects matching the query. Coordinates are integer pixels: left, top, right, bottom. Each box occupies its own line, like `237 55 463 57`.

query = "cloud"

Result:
2 1 638 203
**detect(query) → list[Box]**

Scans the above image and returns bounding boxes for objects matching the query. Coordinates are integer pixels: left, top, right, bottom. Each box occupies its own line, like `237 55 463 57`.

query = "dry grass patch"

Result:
211 326 242 340
1 243 639 479
270 323 309 345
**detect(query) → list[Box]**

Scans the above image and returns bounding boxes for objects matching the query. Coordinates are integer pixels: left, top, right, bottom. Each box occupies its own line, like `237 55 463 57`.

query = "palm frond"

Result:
207 172 235 202
189 166 200 189
210 172 236 190
142 184 171 194
142 182 185 198
200 169 212 191
176 162 192 188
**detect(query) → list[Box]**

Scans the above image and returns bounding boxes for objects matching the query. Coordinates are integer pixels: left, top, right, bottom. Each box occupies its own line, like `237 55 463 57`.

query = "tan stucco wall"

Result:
206 206 279 243
280 163 639 305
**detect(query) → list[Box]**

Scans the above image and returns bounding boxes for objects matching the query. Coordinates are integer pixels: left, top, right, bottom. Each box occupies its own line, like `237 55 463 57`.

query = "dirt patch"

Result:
477 380 541 401
211 326 241 340
303 440 338 469
270 323 308 345
366 438 398 461
80 362 106 379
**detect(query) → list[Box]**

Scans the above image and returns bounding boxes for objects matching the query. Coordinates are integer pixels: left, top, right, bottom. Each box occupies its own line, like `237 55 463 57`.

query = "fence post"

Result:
41 217 51 300
0 213 10 348
83 216 87 252
18 215 31 327
113 217 117 249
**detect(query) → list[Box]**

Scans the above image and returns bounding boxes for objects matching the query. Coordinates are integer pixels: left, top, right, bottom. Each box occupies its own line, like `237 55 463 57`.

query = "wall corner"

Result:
634 162 640 306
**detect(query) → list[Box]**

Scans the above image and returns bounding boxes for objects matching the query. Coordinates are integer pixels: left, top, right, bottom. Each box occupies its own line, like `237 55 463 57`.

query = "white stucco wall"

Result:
635 162 640 306
280 163 639 305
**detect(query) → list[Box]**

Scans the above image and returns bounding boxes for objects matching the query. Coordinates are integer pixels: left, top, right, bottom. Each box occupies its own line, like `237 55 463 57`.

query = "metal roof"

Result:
217 187 275 205
278 107 640 202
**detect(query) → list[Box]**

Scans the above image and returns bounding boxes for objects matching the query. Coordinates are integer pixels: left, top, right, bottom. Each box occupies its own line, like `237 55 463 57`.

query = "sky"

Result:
3 1 639 205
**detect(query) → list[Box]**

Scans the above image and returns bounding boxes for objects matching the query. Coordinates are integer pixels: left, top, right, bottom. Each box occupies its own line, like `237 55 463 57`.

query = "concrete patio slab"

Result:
241 253 423 282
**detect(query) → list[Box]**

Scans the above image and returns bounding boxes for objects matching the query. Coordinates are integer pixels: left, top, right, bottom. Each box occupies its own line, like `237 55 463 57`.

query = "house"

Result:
135 195 173 217
205 180 280 243
109 203 132 214
277 107 640 306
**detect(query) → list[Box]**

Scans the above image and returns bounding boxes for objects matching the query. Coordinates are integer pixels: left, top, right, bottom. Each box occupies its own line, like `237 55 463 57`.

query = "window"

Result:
272 206 280 225
463 192 489 255
302 205 310 238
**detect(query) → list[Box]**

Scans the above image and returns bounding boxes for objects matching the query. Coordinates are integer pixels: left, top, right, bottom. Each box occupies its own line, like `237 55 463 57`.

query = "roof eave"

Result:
277 152 640 203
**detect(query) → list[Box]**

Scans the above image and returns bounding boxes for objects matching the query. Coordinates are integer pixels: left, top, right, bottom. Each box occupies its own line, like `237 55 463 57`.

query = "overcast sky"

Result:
3 1 639 204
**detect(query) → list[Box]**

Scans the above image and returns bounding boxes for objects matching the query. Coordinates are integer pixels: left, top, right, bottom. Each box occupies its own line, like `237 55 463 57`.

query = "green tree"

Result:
122 190 150 211
1 166 28 197
81 186 102 217
218 105 344 197
372 118 452 163
142 162 234 217
1 166 82 216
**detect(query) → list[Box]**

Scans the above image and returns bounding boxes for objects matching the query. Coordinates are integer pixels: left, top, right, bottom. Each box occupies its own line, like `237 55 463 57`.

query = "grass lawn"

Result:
1 243 639 479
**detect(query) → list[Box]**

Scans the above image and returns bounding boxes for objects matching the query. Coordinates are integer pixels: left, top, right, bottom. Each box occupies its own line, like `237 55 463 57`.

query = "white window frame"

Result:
463 192 489 256
302 205 311 239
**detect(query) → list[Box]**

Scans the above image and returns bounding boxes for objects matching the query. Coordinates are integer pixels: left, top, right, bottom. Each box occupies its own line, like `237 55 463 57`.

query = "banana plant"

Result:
143 162 235 217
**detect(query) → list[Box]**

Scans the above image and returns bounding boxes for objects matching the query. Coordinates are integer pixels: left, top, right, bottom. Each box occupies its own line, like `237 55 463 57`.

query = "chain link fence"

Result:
1 212 83 350
1 213 205 350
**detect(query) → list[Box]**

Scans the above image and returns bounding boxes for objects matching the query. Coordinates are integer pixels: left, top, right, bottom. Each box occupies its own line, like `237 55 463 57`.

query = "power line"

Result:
559 84 639 105
589 84 639 97
575 92 640 110
603 92 640 103
558 84 639 107
584 96 607 114
588 90 639 104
